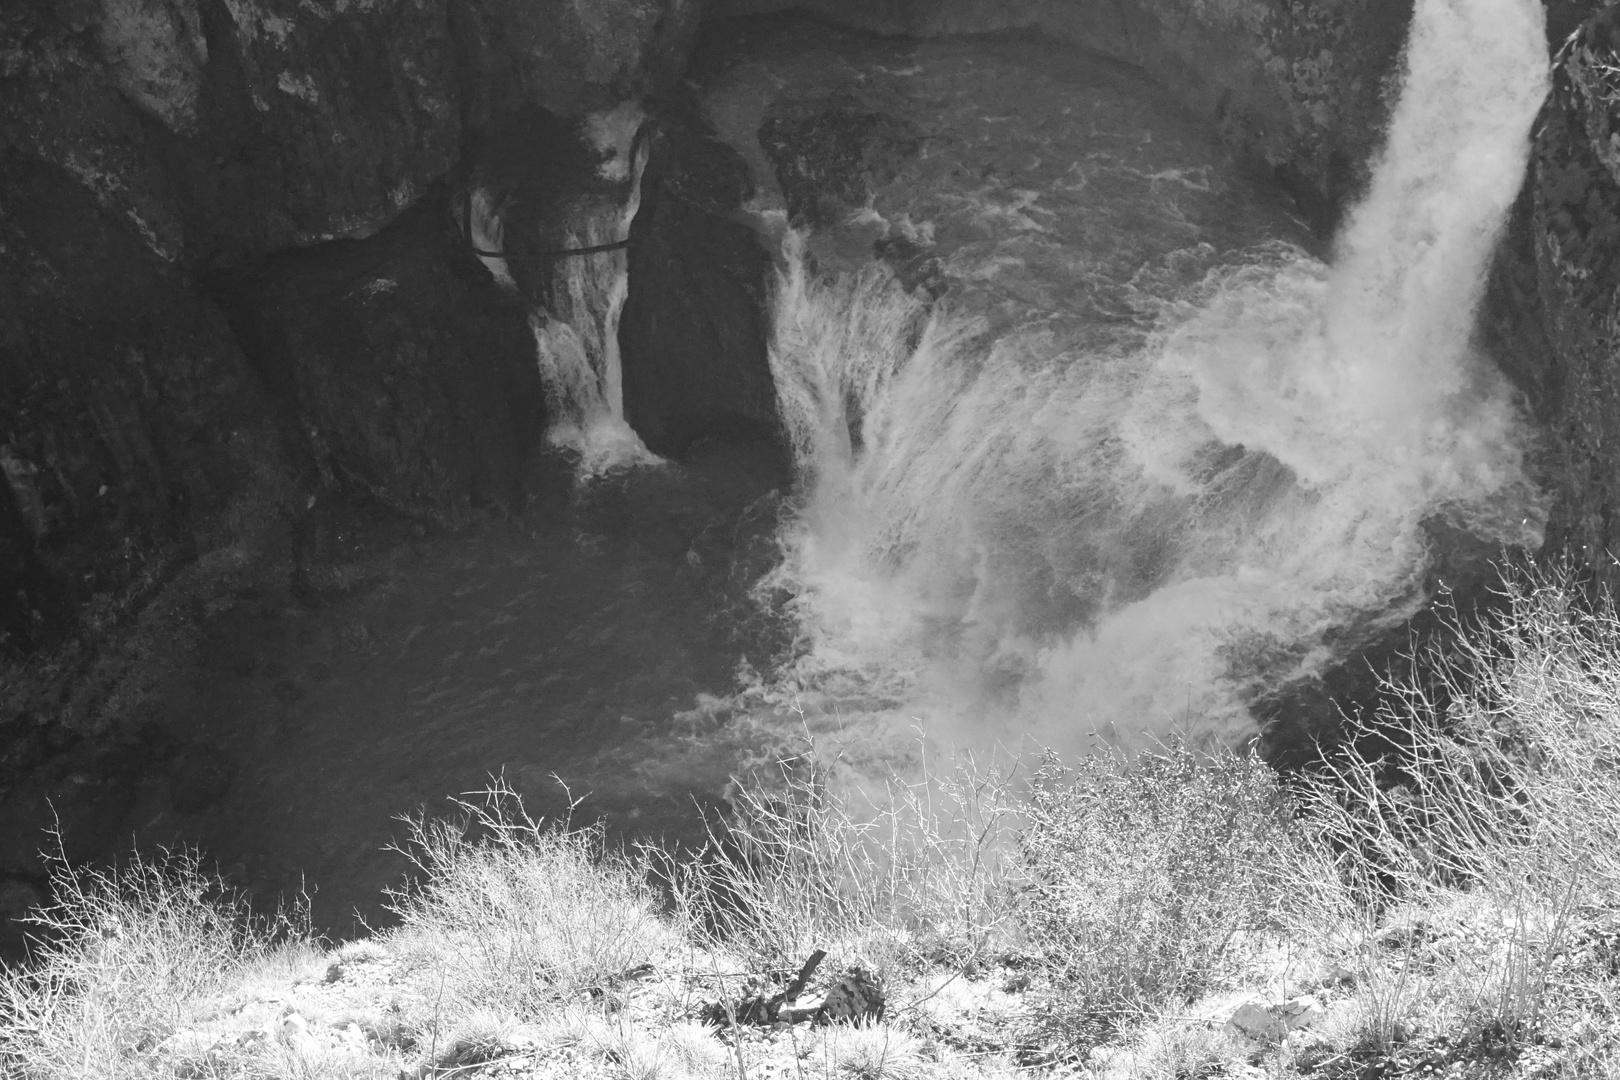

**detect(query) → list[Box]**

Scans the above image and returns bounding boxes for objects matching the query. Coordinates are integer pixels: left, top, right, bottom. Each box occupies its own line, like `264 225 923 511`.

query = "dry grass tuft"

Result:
656 749 1019 987
1015 743 1304 1048
815 1020 929 1080
384 777 678 1022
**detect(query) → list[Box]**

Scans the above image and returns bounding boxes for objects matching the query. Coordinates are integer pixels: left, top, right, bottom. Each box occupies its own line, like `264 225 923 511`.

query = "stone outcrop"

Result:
620 100 780 455
1 0 697 265
0 153 293 662
238 197 541 528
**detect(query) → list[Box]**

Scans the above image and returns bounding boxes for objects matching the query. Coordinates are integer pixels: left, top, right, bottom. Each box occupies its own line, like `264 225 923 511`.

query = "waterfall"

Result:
758 0 1551 756
466 102 661 479
532 102 661 477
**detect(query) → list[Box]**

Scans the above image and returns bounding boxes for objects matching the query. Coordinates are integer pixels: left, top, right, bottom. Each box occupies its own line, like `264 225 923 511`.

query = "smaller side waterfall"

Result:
465 102 661 478
532 103 660 476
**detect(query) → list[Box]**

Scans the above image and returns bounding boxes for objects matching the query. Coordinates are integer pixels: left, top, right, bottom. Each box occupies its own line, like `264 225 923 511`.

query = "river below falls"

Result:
133 13 1545 933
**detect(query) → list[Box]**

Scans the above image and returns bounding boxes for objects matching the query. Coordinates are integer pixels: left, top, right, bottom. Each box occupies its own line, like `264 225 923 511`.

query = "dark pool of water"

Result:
133 439 792 934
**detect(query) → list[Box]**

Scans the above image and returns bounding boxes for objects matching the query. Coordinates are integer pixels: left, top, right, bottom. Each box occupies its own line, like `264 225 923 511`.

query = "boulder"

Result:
178 0 460 254
0 153 293 661
239 196 542 527
620 100 780 455
0 1 189 261
813 967 886 1025
1223 995 1325 1043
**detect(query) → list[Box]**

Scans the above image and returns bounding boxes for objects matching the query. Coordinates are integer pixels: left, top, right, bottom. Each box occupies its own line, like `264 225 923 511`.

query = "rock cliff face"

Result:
238 197 542 528
620 100 780 455
1525 6 1620 593
0 152 291 663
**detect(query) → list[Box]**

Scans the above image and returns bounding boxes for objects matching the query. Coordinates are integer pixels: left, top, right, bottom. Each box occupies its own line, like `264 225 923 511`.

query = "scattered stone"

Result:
707 949 827 1025
280 1012 312 1049
1326 963 1358 987
1224 995 1324 1043
812 967 886 1026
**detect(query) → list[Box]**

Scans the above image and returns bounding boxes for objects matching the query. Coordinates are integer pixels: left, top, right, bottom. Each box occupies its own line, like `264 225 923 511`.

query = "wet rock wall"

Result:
1520 6 1620 594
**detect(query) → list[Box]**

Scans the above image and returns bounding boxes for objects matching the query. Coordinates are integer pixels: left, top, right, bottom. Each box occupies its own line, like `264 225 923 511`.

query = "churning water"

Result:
750 0 1551 759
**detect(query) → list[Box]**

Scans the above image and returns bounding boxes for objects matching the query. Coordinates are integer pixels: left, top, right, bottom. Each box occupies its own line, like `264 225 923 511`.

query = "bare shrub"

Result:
657 748 1020 982
0 845 304 1080
1015 743 1300 1045
384 778 676 1020
1295 561 1620 1046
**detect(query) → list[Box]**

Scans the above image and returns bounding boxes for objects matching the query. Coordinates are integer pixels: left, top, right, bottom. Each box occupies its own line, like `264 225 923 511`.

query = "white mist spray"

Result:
759 0 1550 756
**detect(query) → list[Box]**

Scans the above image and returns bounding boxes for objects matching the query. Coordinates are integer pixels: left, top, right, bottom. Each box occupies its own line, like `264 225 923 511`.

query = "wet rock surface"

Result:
236 197 542 528
1528 7 1620 594
1 0 702 675
3 0 1619 939
0 152 294 665
620 97 780 456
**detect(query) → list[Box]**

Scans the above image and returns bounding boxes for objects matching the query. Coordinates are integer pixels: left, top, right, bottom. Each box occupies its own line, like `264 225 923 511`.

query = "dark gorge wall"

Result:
619 99 781 455
1520 8 1620 595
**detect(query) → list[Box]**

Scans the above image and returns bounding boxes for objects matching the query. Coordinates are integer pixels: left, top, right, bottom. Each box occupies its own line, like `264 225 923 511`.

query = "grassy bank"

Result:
4 564 1620 1079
